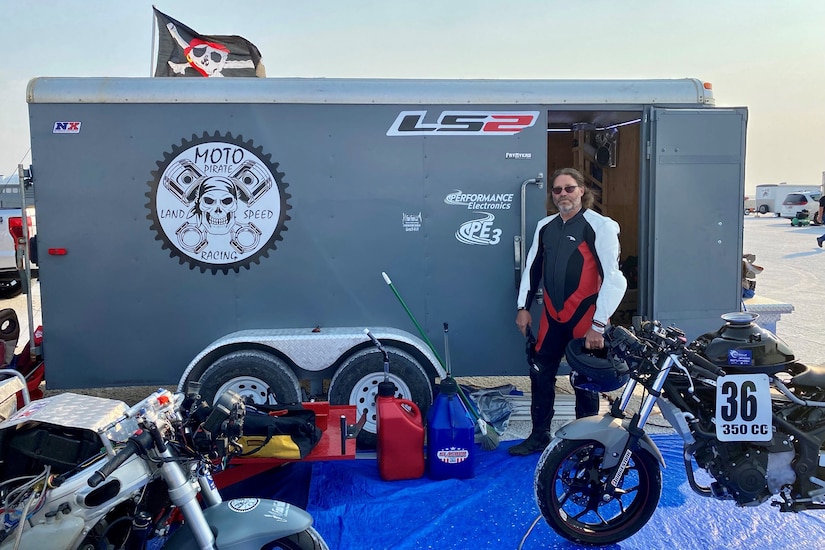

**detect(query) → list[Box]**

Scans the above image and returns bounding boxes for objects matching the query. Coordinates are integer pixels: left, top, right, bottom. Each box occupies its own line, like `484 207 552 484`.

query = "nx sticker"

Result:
147 132 291 273
387 111 539 136
53 122 81 133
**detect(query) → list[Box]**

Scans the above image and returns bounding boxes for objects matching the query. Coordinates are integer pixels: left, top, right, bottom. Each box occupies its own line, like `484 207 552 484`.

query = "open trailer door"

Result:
641 107 747 340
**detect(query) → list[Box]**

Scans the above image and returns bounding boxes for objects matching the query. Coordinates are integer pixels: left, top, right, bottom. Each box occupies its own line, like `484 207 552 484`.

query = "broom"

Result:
382 272 500 450
443 322 500 451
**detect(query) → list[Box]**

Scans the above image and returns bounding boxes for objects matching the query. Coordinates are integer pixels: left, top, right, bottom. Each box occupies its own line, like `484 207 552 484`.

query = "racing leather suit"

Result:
517 208 627 431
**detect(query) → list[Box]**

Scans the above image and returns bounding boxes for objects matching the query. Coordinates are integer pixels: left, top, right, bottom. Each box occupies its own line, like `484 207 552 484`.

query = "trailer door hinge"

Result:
645 141 652 160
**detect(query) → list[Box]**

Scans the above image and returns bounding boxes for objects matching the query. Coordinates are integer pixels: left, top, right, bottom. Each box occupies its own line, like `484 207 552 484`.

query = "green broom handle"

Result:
382 272 445 366
382 272 482 422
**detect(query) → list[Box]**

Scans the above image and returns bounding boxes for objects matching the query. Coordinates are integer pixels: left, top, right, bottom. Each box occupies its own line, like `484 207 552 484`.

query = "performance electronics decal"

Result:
146 132 291 273
445 190 514 246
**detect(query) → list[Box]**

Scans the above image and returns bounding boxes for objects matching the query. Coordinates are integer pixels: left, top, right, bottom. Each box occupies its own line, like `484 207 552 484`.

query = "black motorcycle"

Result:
534 312 825 545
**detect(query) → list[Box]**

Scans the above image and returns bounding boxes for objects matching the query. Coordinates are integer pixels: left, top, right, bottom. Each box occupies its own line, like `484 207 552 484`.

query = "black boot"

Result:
508 430 551 456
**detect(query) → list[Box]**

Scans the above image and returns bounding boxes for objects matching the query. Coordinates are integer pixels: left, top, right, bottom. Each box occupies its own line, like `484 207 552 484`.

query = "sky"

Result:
1 0 824 193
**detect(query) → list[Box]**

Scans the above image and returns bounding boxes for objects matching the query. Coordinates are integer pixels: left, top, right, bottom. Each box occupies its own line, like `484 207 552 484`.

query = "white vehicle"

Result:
755 183 822 215
0 176 36 299
744 196 756 215
779 190 822 220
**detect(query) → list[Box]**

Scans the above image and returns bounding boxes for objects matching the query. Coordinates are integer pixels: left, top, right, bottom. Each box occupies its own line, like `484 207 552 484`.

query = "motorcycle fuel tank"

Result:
693 312 796 373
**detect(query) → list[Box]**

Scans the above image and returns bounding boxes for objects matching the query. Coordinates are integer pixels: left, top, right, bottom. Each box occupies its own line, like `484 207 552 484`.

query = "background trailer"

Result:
26 77 746 445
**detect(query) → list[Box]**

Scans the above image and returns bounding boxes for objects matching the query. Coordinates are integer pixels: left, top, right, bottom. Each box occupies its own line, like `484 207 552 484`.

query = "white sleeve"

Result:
592 216 627 326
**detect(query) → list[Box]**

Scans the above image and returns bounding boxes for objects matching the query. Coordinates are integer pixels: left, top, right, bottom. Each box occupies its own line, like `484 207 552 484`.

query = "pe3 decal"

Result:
147 132 291 274
455 213 501 245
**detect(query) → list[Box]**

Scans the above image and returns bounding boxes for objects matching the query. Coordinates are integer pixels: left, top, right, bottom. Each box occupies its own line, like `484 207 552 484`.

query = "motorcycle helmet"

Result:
565 337 630 392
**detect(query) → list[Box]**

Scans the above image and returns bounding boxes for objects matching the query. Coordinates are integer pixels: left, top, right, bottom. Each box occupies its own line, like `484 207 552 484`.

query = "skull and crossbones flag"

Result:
153 7 265 77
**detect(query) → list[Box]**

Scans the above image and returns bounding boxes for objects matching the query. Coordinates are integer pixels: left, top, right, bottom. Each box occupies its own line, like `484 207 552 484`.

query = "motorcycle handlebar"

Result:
610 321 727 381
607 325 647 355
88 430 155 488
684 349 725 379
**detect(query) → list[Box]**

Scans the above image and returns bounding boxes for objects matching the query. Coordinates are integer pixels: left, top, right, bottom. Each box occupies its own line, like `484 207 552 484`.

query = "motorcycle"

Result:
534 312 825 545
0 385 329 549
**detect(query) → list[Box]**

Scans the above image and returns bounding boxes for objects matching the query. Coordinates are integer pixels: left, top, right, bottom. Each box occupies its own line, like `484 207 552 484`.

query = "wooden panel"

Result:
546 122 642 322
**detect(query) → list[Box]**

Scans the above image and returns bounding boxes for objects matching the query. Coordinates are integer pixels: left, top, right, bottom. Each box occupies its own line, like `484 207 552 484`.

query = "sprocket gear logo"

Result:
146 132 291 274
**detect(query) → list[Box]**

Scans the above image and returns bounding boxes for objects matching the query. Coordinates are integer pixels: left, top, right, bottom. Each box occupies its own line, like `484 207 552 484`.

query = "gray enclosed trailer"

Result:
26 77 746 444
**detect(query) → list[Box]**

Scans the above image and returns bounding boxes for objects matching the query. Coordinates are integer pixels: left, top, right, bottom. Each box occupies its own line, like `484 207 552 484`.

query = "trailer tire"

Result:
0 280 23 300
328 346 433 450
758 205 769 215
197 350 302 406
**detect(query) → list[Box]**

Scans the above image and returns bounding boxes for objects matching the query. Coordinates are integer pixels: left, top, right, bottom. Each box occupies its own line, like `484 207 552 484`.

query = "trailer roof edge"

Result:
27 77 715 106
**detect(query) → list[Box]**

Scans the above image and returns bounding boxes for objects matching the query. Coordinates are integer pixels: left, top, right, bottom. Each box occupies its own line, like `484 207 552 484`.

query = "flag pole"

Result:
150 7 157 76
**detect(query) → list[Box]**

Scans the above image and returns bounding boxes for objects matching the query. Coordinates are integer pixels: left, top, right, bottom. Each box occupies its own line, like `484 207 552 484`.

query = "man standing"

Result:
816 194 825 246
510 168 627 456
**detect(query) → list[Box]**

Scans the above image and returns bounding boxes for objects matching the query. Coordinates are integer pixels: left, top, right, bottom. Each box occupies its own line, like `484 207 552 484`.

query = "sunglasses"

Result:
551 185 579 195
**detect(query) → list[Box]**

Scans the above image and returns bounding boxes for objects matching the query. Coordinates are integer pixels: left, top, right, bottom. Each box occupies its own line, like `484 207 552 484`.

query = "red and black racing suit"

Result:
517 208 627 432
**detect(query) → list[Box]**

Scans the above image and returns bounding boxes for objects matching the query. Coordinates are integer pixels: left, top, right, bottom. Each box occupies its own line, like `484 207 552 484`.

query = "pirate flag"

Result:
153 7 265 77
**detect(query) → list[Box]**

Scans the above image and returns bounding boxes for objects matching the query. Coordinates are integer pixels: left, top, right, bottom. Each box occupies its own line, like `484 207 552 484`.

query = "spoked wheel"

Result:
535 438 661 545
262 526 330 550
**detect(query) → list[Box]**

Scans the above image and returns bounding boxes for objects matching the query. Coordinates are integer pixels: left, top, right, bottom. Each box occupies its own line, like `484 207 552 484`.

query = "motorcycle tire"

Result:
535 438 661 545
262 526 330 550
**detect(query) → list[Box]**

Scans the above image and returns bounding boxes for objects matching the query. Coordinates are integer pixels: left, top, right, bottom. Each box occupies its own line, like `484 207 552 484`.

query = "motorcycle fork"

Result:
606 356 675 489
158 448 217 550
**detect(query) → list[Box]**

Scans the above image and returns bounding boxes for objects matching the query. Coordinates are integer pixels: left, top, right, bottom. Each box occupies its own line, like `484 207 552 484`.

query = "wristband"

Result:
591 323 605 334
591 319 606 328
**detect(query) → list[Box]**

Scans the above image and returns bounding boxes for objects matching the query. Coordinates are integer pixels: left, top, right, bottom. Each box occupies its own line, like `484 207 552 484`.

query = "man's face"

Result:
551 174 584 216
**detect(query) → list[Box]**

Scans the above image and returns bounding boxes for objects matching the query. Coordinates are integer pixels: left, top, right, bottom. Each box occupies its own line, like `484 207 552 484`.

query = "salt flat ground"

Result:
742 213 825 364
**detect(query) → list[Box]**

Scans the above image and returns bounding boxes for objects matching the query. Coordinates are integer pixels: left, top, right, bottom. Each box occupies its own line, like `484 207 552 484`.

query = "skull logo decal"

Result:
193 177 239 234
164 23 254 77
185 39 230 77
147 132 290 273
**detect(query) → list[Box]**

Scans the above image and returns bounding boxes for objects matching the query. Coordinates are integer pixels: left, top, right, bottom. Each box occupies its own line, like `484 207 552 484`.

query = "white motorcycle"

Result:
0 383 328 549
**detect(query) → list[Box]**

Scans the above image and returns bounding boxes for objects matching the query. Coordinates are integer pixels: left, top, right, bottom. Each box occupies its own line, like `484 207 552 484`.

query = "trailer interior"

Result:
546 110 642 326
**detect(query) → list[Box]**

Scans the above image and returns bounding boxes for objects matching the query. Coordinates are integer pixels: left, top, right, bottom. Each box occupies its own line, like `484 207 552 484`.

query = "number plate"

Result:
715 374 772 442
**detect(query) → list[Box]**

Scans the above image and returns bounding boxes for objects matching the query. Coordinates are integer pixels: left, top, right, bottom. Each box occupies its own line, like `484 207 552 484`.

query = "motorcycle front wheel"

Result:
535 438 661 545
262 526 330 550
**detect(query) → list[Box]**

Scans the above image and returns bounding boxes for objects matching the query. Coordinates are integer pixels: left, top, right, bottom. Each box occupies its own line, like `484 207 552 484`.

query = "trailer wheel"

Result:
197 350 302 406
0 280 23 300
328 346 433 450
758 205 769 215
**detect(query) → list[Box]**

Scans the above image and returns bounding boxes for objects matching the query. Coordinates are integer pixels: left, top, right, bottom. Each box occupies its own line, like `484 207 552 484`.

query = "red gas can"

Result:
376 381 425 481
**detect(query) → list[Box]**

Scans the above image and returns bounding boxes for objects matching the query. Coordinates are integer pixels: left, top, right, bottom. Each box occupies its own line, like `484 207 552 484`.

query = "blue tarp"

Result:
306 435 825 549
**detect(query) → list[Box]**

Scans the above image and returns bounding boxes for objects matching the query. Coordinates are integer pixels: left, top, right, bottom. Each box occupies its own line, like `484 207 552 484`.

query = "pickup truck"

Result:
0 180 36 299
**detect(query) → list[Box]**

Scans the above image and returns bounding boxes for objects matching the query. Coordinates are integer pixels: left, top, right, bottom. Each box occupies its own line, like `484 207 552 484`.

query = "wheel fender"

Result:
163 498 314 550
552 415 665 469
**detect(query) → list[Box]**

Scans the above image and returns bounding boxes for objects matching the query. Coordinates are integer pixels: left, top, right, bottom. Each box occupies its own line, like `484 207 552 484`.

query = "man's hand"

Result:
516 309 532 336
584 327 605 350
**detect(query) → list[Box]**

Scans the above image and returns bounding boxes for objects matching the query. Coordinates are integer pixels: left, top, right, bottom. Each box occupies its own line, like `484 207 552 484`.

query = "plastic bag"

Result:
470 386 514 434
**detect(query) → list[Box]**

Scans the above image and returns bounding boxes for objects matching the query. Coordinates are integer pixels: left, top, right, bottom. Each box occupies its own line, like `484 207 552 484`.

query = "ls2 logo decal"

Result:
387 111 540 136
146 132 291 274
445 190 512 245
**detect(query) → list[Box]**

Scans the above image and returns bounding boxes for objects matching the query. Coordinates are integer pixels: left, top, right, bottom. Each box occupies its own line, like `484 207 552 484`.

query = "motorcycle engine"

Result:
694 436 797 506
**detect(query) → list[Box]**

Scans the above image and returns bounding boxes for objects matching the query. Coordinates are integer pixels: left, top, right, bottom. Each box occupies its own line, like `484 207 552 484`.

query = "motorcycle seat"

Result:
791 364 825 389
